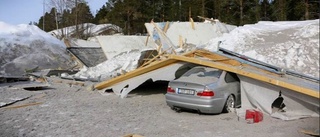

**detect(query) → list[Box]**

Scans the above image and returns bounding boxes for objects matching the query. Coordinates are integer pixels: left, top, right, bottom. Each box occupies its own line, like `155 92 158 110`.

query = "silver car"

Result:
165 66 241 114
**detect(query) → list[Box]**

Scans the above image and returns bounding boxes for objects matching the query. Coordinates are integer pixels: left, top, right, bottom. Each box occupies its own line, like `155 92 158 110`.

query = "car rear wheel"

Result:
223 95 235 113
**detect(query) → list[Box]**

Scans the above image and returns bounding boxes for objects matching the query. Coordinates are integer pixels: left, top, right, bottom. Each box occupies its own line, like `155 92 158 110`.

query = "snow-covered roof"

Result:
205 19 319 78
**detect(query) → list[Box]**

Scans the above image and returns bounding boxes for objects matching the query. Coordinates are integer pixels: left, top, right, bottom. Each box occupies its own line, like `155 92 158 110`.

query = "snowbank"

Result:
0 21 74 76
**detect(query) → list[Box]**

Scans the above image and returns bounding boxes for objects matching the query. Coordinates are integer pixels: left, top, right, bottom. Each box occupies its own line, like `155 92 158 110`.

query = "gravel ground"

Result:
0 78 319 137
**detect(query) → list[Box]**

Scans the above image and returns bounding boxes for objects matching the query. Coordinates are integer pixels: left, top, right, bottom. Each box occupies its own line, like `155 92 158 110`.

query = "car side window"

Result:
225 72 240 83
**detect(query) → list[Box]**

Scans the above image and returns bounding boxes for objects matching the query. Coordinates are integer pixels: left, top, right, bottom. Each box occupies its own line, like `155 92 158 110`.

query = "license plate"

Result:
178 89 195 95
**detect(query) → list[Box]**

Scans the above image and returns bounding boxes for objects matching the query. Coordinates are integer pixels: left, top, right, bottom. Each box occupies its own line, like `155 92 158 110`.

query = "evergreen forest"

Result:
37 0 320 36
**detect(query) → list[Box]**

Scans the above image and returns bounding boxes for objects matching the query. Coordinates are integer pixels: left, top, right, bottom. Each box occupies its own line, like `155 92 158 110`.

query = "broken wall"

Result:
96 36 157 60
145 21 236 52
105 62 193 98
238 76 319 120
67 47 107 67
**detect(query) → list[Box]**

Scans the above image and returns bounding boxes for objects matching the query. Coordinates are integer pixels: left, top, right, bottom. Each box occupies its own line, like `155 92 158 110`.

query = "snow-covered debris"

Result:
204 19 319 78
0 22 74 76
74 20 319 81
66 38 100 47
49 23 122 39
73 50 142 81
145 21 236 53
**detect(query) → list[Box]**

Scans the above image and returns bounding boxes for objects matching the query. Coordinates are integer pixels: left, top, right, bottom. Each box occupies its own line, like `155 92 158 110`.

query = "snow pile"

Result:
73 50 142 81
204 19 319 78
0 21 74 76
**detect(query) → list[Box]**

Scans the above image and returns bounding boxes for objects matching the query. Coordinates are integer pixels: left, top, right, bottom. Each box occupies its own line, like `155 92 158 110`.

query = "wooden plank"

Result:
189 18 195 30
145 35 149 47
163 21 170 33
94 58 178 89
179 35 183 49
197 16 217 23
64 39 84 68
300 129 319 136
94 50 198 90
3 102 43 109
151 21 175 53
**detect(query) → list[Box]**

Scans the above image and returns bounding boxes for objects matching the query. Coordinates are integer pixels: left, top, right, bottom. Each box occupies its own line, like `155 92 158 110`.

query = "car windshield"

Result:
178 67 222 82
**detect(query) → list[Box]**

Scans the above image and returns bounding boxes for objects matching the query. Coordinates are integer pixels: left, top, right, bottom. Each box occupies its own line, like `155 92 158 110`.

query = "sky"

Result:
0 0 107 25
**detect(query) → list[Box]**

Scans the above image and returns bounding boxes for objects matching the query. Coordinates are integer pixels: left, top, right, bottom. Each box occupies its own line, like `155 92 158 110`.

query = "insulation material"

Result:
107 63 188 98
238 76 319 120
96 36 157 59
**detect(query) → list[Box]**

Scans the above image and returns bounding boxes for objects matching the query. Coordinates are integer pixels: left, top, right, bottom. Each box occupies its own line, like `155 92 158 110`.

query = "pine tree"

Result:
48 8 58 32
94 4 109 24
69 2 94 38
271 0 287 21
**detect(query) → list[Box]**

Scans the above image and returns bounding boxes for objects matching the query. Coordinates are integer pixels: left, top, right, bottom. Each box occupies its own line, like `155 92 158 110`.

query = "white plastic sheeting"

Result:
106 62 188 98
238 76 319 120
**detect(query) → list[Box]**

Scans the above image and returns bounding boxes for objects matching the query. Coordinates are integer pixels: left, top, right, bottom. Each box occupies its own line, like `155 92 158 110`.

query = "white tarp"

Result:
106 62 188 98
238 76 319 120
96 36 156 59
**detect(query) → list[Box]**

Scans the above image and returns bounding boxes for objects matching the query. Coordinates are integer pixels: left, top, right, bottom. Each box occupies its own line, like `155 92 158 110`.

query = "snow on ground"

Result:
204 19 319 78
0 22 74 76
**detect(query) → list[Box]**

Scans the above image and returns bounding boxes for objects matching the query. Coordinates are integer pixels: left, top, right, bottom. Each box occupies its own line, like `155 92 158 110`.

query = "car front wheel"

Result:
223 95 235 113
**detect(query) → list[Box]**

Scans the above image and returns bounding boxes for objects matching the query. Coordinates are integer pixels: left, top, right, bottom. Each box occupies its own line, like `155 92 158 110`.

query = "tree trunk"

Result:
264 1 267 20
214 0 220 19
202 0 205 17
305 0 309 20
127 11 130 35
240 0 243 25
279 0 286 21
75 0 79 38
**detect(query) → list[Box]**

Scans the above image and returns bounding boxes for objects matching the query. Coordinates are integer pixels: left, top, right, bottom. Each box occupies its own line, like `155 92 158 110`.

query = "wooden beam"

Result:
169 55 319 98
94 58 178 89
163 21 170 33
189 18 195 30
94 51 198 90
